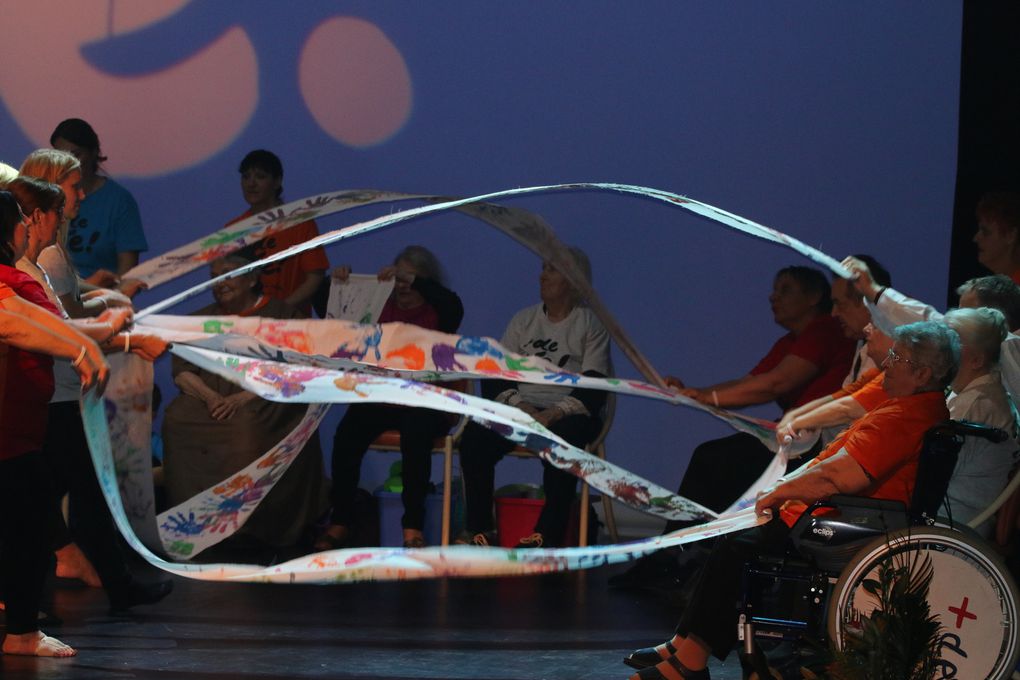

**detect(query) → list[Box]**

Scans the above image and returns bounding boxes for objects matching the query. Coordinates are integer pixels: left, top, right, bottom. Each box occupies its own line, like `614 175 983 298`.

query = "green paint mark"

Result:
169 541 194 556
203 319 234 334
505 356 542 372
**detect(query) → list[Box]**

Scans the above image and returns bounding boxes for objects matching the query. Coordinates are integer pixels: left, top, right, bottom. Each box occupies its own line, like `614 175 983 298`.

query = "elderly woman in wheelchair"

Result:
625 321 986 680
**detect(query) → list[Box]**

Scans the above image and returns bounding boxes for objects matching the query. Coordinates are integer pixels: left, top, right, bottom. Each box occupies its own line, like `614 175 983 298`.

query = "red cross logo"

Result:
948 596 978 629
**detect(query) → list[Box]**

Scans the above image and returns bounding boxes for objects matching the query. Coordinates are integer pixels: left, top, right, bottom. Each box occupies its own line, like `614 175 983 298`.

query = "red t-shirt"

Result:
780 390 949 526
750 314 856 411
378 296 440 330
0 266 60 460
227 210 329 312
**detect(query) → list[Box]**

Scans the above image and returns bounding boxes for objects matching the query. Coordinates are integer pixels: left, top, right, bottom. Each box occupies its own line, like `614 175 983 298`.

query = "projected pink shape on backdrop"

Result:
299 17 413 148
0 0 257 178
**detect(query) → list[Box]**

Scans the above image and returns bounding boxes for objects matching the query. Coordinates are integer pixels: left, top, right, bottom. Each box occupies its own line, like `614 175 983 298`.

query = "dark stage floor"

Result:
0 559 749 680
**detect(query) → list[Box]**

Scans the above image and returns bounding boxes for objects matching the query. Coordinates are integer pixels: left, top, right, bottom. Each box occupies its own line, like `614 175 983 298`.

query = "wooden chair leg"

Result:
602 495 619 543
441 437 453 546
579 481 590 547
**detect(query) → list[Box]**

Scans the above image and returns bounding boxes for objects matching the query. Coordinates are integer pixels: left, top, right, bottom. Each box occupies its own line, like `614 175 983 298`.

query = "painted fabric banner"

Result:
76 181 855 584
82 385 765 584
170 344 719 523
324 274 393 323
103 352 160 547
124 190 425 289
157 404 329 559
137 315 790 453
136 313 795 559
136 183 851 322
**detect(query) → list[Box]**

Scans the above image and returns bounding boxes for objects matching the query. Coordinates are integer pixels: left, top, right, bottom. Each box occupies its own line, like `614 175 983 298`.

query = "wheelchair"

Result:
737 420 1020 680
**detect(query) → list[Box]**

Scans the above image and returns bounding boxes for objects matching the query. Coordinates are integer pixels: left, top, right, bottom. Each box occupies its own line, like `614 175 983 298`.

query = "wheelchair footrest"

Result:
741 559 832 641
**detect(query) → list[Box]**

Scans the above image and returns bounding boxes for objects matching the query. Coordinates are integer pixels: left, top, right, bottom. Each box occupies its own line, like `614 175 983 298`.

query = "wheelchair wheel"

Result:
827 526 1020 679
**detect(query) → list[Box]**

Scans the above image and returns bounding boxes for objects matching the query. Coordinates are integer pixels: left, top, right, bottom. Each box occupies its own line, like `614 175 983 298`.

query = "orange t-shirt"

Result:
831 366 880 399
226 210 329 310
780 390 949 526
829 368 889 413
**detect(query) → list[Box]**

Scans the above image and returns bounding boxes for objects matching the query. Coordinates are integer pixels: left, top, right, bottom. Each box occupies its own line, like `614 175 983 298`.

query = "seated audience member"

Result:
317 245 464 550
843 256 1020 400
625 321 957 680
776 323 893 442
226 149 327 314
162 255 327 556
783 310 1018 538
50 118 148 287
665 266 856 518
941 308 1018 537
7 176 172 610
0 190 108 657
828 256 892 388
457 247 610 548
612 261 888 591
972 191 1020 283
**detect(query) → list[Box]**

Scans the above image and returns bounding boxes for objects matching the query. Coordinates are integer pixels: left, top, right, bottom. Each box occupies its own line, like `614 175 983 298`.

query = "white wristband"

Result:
124 333 131 353
71 345 87 368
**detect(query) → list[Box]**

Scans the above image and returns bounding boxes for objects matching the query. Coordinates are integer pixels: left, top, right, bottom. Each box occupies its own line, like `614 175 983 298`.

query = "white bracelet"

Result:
711 390 720 407
124 333 131 353
71 345 87 368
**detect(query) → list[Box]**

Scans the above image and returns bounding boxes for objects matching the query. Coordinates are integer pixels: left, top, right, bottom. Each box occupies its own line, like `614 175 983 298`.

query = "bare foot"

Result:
2 631 76 657
55 543 102 587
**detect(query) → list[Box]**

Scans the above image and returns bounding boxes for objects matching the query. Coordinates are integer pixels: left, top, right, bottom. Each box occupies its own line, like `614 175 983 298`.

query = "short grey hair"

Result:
956 275 1020 331
944 307 1007 367
892 321 960 391
394 245 445 285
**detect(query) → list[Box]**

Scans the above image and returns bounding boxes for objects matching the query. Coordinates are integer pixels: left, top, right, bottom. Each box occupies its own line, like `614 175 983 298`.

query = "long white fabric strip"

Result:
76 181 848 583
82 388 762 583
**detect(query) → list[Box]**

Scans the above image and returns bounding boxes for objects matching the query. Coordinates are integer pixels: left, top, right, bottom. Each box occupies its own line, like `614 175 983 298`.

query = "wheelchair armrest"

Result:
788 495 909 573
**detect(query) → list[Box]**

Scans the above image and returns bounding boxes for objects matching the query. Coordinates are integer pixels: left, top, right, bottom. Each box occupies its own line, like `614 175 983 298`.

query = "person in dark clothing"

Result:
315 246 464 549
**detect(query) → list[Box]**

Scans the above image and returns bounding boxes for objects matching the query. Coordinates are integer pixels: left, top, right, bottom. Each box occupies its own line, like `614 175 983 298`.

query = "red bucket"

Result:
494 497 544 548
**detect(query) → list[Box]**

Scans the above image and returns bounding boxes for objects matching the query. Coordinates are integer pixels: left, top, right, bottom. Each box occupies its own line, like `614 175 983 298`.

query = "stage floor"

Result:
0 559 750 680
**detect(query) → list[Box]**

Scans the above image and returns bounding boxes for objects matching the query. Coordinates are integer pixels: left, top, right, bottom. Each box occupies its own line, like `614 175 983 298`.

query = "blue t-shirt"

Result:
67 178 148 277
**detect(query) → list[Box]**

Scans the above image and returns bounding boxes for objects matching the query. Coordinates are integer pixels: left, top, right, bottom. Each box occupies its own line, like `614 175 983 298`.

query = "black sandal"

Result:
624 640 677 670
631 655 710 680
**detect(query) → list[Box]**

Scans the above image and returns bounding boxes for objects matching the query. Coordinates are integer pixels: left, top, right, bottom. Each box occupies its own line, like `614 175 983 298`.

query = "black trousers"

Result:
330 404 449 530
44 401 132 591
675 517 793 660
666 432 814 533
459 415 600 547
0 451 51 634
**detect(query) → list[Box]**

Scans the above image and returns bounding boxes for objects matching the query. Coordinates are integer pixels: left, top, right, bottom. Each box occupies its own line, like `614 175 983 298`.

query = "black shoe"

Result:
624 640 677 670
108 579 174 613
635 655 711 679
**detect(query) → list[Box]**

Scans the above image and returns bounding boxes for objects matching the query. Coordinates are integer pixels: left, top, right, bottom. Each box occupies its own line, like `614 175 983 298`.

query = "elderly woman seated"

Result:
624 321 958 680
161 255 327 556
457 246 610 548
779 310 1017 539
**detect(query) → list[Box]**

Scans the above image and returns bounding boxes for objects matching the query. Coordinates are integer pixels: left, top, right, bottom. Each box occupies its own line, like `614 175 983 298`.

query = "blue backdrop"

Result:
0 1 962 528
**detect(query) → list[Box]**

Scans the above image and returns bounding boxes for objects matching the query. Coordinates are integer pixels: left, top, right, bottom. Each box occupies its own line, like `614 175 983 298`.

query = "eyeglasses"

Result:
885 348 916 367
